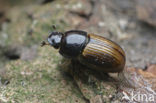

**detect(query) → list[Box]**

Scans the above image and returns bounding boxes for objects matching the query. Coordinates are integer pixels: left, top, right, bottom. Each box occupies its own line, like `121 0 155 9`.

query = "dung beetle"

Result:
41 30 126 73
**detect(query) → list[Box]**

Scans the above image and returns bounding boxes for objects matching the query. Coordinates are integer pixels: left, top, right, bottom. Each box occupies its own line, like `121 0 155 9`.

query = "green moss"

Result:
0 0 119 102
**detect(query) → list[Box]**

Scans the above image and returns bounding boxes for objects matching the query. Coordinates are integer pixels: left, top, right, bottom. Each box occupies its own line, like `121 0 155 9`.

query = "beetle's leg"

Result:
70 59 81 76
60 58 71 72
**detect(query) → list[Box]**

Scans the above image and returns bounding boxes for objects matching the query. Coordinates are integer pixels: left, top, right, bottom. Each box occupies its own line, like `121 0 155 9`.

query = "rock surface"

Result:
136 0 156 27
0 0 156 102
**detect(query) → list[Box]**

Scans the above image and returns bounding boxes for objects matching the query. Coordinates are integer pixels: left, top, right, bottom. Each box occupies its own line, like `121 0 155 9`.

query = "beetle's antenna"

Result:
41 41 50 47
52 25 56 31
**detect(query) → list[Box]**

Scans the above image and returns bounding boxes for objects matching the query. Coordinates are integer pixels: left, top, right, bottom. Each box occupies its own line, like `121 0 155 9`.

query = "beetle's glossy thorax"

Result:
59 30 88 58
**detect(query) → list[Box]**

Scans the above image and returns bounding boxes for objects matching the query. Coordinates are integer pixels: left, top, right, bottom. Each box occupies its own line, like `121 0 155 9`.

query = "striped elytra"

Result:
44 30 126 73
78 34 125 73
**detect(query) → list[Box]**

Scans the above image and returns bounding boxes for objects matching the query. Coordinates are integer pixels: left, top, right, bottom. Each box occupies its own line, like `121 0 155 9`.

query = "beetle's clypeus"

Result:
41 30 126 73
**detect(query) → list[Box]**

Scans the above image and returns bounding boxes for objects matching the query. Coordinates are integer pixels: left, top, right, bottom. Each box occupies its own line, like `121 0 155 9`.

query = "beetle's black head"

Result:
47 32 63 49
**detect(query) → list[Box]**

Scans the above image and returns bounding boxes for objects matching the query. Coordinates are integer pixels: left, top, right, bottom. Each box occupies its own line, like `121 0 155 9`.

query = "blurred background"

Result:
0 0 156 102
